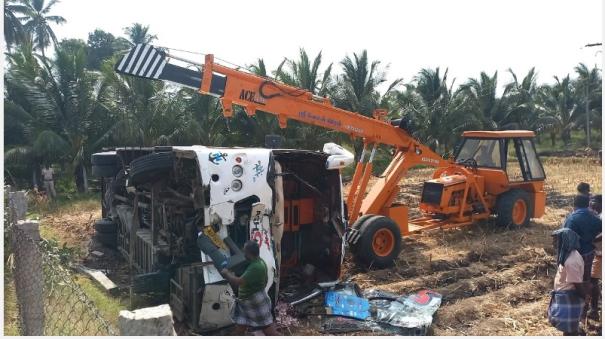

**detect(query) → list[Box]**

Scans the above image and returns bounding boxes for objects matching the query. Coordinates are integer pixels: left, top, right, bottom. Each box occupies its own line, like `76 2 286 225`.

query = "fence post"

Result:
8 190 28 225
11 220 45 335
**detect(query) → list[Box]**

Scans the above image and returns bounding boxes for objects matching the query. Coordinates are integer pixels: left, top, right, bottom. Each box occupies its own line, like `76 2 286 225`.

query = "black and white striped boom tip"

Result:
114 44 203 90
115 44 167 79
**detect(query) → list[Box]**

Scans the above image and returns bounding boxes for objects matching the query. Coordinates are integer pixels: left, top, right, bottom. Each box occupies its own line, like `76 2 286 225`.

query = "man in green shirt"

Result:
221 240 279 335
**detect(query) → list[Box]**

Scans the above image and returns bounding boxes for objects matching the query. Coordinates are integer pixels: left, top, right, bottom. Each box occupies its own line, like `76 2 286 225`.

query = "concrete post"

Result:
118 304 176 336
8 191 28 225
11 220 45 335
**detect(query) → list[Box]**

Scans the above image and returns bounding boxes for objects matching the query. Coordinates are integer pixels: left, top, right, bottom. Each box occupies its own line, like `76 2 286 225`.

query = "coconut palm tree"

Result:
164 88 228 146
248 58 268 77
535 76 581 146
4 0 28 51
503 67 540 130
272 48 335 150
123 23 157 46
276 48 332 95
334 50 401 116
4 40 69 188
332 50 402 159
390 67 467 155
459 71 516 130
574 63 602 146
19 0 66 58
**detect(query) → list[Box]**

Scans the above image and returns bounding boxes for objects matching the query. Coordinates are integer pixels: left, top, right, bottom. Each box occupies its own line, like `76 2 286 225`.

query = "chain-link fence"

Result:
4 189 117 336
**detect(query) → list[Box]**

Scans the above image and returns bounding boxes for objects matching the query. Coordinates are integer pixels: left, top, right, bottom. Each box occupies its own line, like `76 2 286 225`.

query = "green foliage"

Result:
123 23 157 45
19 0 66 56
4 0 28 50
39 237 82 264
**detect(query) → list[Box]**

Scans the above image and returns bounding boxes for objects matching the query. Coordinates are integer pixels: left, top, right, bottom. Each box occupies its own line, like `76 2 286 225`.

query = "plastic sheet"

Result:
325 291 370 320
369 289 442 330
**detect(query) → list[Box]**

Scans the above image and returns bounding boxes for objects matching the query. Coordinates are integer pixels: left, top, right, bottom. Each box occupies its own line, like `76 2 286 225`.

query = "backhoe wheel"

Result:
128 152 174 186
355 216 402 268
495 189 532 227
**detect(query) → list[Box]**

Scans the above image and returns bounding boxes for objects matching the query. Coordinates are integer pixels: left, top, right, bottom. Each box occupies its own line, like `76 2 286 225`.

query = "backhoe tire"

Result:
94 218 118 233
91 151 119 166
129 152 174 186
92 164 119 178
354 216 402 269
495 189 532 228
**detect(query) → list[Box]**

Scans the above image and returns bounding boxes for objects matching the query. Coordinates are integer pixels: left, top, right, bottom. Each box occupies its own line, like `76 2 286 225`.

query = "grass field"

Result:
4 155 602 335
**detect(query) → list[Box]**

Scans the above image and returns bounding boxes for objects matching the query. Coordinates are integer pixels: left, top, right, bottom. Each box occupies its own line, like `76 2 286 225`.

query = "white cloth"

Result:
41 167 54 181
554 250 584 291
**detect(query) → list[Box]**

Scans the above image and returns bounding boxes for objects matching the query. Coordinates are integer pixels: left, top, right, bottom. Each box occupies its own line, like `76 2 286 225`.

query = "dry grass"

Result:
331 156 601 336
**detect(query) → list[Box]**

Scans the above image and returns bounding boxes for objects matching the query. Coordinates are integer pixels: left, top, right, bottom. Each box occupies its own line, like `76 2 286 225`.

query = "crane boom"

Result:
115 44 451 227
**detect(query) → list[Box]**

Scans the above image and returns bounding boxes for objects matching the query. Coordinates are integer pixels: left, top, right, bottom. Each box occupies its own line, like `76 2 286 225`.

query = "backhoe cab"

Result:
416 130 546 228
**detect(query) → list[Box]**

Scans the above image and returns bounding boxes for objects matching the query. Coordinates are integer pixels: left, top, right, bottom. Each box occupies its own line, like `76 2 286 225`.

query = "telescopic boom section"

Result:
114 44 452 227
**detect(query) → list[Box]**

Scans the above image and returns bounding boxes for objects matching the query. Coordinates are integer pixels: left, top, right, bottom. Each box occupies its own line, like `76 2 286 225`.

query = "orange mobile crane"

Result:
115 44 546 267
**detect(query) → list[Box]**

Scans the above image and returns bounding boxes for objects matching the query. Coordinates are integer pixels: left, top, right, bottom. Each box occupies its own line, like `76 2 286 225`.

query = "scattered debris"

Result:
278 281 443 335
75 265 117 295
325 291 370 320
118 304 176 336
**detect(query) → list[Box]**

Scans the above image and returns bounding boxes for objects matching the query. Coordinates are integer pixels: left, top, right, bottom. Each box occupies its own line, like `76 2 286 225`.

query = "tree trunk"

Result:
561 130 571 147
353 139 364 163
32 167 38 190
585 92 591 147
550 132 556 147
74 163 87 193
82 165 89 193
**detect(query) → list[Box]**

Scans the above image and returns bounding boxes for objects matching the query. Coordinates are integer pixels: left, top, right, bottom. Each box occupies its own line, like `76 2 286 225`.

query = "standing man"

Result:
576 182 590 196
563 195 602 282
548 228 591 335
577 182 591 197
41 164 57 201
220 240 280 336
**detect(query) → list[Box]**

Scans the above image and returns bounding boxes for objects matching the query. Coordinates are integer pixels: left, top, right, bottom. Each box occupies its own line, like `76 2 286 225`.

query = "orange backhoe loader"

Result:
115 44 546 267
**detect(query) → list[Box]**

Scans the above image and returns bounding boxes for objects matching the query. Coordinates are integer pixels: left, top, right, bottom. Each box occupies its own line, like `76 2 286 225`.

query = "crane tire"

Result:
354 216 402 268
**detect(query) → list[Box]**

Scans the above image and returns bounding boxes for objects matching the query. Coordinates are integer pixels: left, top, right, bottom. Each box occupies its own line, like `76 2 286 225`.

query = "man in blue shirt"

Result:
563 194 602 281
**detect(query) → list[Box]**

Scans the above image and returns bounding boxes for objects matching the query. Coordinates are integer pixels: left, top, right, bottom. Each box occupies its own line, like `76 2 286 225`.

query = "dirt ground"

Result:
34 156 602 336
295 156 601 336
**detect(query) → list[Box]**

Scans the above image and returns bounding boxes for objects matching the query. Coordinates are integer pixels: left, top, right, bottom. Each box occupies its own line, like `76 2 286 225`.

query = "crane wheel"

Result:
354 216 402 268
495 189 532 227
